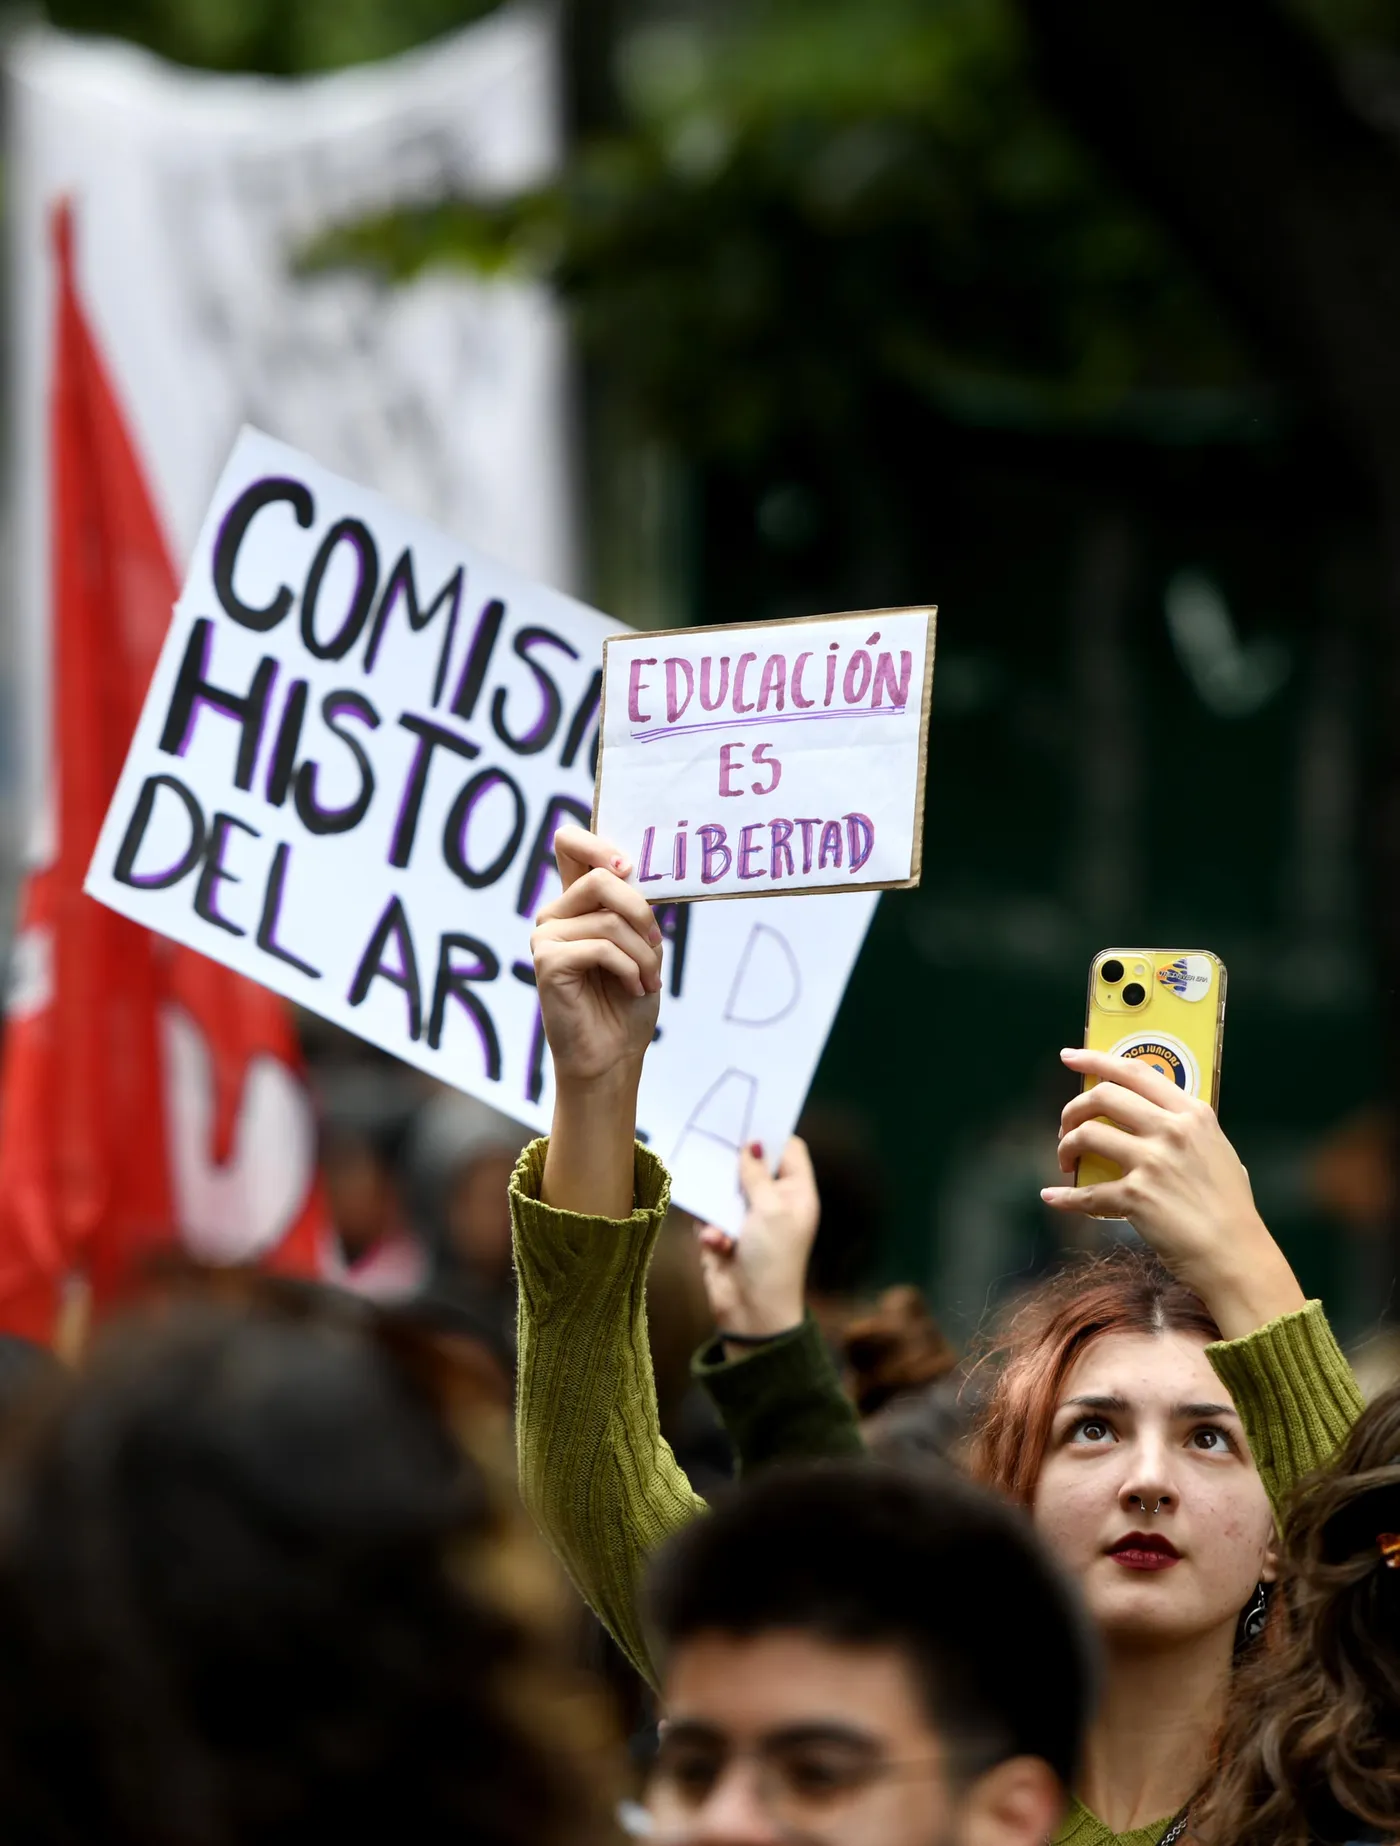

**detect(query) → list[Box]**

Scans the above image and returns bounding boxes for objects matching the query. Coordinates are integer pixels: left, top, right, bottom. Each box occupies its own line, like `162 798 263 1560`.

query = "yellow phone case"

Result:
1077 948 1227 1191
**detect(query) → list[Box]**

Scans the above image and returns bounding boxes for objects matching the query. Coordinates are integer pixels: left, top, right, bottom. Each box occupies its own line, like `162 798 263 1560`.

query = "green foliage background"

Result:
53 0 1397 1331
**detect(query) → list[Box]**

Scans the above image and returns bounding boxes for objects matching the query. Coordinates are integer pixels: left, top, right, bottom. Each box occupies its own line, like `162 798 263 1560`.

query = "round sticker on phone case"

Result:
1155 954 1213 1003
1109 1031 1200 1098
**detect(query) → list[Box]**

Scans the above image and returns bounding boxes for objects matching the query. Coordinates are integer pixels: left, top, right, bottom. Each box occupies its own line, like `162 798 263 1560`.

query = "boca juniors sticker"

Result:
1156 954 1214 1003
1109 1030 1200 1098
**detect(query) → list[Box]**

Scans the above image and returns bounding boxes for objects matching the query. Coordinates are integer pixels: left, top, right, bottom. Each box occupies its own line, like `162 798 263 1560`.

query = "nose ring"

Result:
1129 1494 1165 1516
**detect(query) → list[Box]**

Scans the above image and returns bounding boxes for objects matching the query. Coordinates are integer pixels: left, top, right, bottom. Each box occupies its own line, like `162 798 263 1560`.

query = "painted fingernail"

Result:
748 1141 763 1158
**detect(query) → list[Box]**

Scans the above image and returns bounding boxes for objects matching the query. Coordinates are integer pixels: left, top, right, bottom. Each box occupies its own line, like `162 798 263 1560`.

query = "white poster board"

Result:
86 432 877 1232
594 610 935 900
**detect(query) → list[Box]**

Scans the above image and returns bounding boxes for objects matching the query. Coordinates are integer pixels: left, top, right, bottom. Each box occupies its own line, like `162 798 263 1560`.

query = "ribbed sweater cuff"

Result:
1207 1299 1363 1507
510 1135 671 1309
692 1312 864 1472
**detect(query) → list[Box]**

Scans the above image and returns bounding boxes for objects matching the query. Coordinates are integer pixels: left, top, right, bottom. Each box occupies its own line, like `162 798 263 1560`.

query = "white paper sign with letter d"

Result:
84 428 877 1234
593 608 936 902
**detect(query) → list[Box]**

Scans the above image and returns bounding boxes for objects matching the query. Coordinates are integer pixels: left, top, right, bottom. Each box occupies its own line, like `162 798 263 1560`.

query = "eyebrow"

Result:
662 1721 726 1748
1061 1394 1240 1419
662 1721 879 1751
766 1725 881 1752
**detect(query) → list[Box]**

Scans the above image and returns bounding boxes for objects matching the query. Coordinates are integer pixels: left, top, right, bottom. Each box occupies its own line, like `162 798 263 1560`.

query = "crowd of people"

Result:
0 821 1395 1844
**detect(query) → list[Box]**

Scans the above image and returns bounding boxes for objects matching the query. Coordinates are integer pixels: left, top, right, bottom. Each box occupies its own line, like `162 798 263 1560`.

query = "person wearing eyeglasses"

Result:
631 1458 1094 1846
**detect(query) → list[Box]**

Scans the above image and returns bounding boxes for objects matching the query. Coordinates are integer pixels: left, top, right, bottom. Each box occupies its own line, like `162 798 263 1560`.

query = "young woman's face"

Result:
1031 1329 1275 1647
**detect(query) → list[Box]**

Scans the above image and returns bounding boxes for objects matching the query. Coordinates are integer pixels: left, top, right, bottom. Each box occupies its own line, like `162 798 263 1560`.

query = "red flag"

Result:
0 202 324 1339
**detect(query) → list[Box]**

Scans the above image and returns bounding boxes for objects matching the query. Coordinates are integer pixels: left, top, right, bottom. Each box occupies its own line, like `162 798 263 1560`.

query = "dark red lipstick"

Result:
1107 1532 1181 1572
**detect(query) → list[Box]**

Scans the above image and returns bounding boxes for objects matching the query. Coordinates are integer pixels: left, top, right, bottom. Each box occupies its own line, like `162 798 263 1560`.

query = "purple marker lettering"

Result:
791 652 815 708
637 826 664 883
770 818 795 878
824 645 839 707
737 823 765 880
673 821 688 881
757 654 786 712
872 649 911 707
845 812 875 872
732 652 758 714
818 819 844 871
698 824 732 885
796 818 822 874
666 657 695 724
718 742 745 796
628 657 657 723
843 649 872 704
700 656 731 711
750 742 781 795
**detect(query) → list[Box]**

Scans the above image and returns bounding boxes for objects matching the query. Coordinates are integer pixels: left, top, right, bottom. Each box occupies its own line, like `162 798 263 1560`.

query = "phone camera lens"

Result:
1100 959 1124 984
1123 982 1146 1006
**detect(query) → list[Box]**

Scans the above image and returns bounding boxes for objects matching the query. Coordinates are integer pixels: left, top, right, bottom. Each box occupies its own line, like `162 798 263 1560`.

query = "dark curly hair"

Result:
0 1294 614 1846
1194 1382 1400 1846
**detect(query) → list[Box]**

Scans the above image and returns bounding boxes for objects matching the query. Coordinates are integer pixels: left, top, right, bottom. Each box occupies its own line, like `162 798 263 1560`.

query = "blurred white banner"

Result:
9 9 572 852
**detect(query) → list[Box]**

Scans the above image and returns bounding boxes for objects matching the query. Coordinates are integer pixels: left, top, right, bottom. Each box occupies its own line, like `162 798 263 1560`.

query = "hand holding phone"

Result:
1074 948 1226 1191
1041 947 1306 1337
1044 1041 1301 1337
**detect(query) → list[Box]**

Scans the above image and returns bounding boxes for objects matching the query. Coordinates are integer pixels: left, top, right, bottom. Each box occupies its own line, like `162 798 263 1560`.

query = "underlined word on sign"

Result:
593 606 936 902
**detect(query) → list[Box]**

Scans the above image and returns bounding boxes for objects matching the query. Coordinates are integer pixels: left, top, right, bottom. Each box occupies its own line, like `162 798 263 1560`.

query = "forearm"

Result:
1198 1248 1307 1343
512 1138 706 1684
1185 1218 1307 1343
542 1062 645 1221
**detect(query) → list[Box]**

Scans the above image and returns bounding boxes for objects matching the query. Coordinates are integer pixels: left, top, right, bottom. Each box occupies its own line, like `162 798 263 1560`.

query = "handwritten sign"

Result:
84 429 878 1233
592 609 935 902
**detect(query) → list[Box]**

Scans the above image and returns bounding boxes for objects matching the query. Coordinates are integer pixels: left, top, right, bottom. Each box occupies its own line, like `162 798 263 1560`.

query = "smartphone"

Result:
1076 948 1227 1192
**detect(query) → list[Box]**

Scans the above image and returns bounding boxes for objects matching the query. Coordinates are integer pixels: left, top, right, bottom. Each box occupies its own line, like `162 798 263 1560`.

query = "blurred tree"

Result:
1009 0 1400 1302
314 0 1255 467
45 0 496 75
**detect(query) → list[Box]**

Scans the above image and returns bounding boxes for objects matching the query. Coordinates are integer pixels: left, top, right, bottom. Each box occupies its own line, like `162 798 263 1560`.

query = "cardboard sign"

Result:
592 608 936 902
84 429 878 1233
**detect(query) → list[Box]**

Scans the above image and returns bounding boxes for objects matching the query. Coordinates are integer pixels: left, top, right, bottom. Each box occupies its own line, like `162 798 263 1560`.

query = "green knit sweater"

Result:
511 1137 1364 1846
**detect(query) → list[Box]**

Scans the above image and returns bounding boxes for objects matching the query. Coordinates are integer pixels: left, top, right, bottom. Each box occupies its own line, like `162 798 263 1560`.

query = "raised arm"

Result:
513 826 701 1685
691 1139 864 1470
1044 1047 1362 1512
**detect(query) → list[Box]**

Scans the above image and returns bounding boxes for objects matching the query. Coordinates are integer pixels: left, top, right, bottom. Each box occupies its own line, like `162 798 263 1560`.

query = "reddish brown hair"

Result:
968 1245 1222 1504
841 1285 958 1417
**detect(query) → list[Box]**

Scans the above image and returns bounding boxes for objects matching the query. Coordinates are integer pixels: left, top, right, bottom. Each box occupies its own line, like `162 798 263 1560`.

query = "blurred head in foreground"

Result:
642 1460 1094 1846
0 1296 613 1846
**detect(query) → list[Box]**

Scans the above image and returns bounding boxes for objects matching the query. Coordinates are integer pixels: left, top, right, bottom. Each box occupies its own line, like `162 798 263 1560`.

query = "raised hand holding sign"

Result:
593 608 936 901
85 429 877 1234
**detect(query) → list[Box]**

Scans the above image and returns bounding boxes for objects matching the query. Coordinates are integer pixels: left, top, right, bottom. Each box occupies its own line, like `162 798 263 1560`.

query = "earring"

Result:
1236 1580 1270 1649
